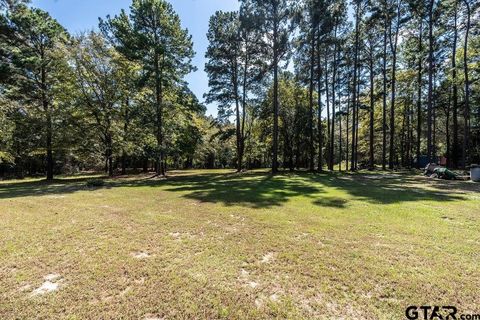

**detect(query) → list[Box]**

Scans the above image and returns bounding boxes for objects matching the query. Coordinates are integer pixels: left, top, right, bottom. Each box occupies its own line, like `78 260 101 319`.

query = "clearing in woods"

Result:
0 169 479 319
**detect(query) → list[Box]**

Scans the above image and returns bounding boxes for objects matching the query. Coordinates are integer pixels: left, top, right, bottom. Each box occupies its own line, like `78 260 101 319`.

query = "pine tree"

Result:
242 0 292 173
101 0 195 176
1 5 69 180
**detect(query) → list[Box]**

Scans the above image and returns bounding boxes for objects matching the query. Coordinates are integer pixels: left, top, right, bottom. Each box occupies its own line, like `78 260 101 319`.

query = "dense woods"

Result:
1 0 479 179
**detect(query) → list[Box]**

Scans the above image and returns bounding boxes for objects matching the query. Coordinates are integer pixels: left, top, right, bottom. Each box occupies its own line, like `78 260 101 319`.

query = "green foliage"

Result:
1 0 480 177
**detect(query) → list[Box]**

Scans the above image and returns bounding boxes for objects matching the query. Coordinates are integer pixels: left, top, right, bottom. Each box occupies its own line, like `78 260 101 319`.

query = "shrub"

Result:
86 179 105 187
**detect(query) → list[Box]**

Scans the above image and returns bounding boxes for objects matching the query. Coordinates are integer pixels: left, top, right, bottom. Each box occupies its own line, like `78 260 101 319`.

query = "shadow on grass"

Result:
160 172 322 208
0 177 112 199
0 170 470 208
158 171 466 208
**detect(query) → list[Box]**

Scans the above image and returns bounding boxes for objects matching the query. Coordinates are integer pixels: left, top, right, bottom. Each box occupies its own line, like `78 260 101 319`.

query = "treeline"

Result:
1 0 479 179
0 0 236 179
205 0 479 172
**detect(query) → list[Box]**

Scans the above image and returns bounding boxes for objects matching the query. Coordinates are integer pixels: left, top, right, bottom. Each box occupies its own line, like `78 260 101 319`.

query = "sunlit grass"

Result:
1 170 479 319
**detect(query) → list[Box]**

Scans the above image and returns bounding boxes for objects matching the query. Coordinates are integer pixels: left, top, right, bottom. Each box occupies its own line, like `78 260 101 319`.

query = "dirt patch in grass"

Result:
30 274 64 297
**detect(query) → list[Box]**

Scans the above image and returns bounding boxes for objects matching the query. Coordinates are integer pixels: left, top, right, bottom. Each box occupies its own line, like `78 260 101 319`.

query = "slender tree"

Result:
243 0 291 173
365 13 379 170
461 0 470 168
427 0 434 163
388 0 402 169
416 16 424 167
381 0 389 170
101 0 195 176
2 5 69 180
451 0 459 167
350 0 362 171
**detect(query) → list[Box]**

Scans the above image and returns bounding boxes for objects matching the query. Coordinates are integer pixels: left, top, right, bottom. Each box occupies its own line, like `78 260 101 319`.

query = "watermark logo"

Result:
405 306 480 320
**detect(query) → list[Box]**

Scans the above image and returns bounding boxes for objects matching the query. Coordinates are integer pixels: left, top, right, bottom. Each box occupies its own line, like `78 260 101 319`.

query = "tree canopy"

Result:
1 0 479 179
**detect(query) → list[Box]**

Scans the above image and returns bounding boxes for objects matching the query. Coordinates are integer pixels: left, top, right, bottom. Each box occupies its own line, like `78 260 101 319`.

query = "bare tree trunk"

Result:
233 58 242 172
369 48 375 170
461 0 470 168
154 50 165 176
401 109 406 167
330 22 338 171
346 71 351 171
235 95 242 172
355 74 360 170
339 119 342 171
388 1 400 170
121 98 129 175
41 62 53 181
324 47 331 170
308 25 316 171
382 19 388 170
406 103 412 167
240 42 250 172
351 2 360 171
272 5 279 174
427 0 434 163
105 132 114 177
416 19 423 167
45 101 53 181
317 34 323 172
433 68 437 159
451 1 459 167
446 91 451 167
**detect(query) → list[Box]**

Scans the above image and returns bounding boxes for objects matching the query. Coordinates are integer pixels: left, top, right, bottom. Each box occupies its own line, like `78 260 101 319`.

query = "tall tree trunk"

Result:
43 101 53 181
338 120 342 171
355 75 360 170
416 19 423 168
351 2 360 171
317 35 323 172
451 1 459 168
45 102 53 181
294 82 301 170
369 48 375 170
446 92 451 167
272 7 279 174
427 0 434 163
105 132 113 177
233 59 242 172
400 109 406 167
433 68 437 158
330 22 338 171
461 0 470 168
338 63 344 172
346 72 350 171
406 103 412 167
41 63 53 181
240 45 250 173
154 51 165 176
388 49 397 170
121 98 129 175
308 26 316 171
388 1 400 170
382 20 388 170
235 94 242 172
324 47 331 170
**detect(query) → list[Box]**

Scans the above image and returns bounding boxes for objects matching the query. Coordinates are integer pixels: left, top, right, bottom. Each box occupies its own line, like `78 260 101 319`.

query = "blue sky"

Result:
32 0 241 116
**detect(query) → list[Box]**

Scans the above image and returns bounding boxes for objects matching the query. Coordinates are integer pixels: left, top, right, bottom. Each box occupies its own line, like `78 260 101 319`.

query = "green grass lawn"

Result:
1 170 479 319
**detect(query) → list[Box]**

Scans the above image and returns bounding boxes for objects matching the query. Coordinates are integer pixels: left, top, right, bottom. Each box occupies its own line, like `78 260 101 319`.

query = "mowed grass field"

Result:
1 169 479 319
